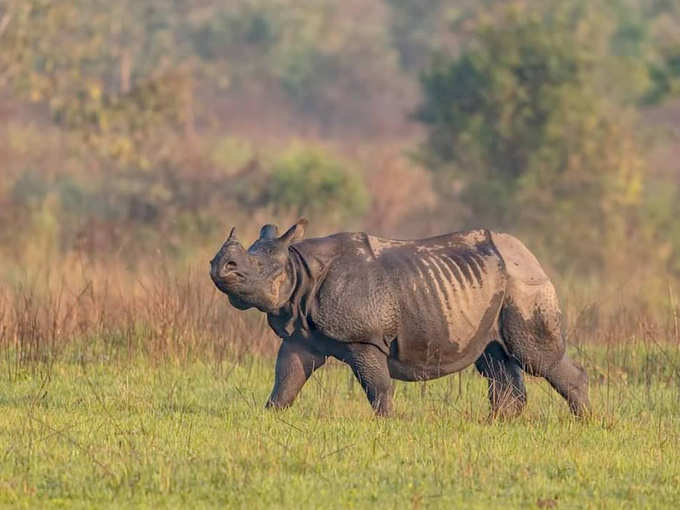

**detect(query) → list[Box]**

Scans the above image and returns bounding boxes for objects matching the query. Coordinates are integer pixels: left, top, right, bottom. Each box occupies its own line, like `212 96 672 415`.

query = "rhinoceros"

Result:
210 219 590 418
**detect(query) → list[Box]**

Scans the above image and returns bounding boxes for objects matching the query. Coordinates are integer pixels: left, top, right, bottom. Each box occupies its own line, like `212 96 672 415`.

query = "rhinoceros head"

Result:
210 219 308 312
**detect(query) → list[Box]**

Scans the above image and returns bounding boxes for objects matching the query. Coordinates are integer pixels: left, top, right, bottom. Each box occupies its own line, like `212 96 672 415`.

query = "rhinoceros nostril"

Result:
219 260 239 278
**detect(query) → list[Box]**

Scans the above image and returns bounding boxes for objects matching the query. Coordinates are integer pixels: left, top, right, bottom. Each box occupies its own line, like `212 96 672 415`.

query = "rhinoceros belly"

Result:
374 234 506 380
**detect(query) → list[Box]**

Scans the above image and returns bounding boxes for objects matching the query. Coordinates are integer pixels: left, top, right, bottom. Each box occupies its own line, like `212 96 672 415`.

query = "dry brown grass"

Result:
0 258 277 376
1 251 679 379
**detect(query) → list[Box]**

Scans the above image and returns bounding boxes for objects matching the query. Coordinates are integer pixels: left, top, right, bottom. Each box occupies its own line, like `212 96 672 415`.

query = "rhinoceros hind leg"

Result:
543 354 591 417
475 341 527 419
499 284 590 417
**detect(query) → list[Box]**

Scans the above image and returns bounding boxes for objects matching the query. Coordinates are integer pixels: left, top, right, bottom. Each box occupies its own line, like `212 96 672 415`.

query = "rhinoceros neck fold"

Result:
266 245 324 338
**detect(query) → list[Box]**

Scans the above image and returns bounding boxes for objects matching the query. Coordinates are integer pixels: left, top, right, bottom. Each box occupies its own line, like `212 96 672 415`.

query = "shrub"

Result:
267 146 369 223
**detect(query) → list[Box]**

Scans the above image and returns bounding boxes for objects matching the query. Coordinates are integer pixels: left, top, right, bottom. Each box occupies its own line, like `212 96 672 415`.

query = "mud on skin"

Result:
210 220 590 419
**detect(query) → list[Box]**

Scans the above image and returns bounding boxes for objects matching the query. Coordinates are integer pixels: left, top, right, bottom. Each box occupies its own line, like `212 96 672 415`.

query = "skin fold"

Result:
210 220 590 419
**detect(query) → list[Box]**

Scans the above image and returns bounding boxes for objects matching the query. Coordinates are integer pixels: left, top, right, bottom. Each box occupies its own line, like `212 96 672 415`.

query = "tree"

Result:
417 2 650 276
0 1 193 168
267 146 369 223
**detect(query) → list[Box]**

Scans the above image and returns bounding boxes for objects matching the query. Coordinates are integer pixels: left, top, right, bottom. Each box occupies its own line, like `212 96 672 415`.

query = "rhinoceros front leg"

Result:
345 343 394 417
266 338 326 410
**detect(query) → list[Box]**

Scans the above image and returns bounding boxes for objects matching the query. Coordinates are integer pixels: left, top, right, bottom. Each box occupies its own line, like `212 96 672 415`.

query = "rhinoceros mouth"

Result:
216 268 246 280
211 269 246 288
212 275 244 295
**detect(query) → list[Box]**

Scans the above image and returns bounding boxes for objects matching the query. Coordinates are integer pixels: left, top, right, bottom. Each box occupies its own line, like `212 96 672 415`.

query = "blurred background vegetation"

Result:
2 0 680 331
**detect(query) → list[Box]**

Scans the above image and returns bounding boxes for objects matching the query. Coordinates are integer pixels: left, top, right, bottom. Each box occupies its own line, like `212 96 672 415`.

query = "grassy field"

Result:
1 343 679 509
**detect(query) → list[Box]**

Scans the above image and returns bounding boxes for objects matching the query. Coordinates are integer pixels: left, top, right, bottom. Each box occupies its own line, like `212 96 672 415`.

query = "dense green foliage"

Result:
1 343 679 508
411 1 680 298
268 147 369 221
417 4 651 276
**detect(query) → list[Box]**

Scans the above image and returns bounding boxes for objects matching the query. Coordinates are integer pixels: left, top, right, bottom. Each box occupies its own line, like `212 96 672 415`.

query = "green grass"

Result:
1 345 679 509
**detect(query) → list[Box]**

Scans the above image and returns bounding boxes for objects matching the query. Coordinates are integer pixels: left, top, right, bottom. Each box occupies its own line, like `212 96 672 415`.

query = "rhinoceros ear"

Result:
259 224 279 240
279 218 308 246
226 227 237 243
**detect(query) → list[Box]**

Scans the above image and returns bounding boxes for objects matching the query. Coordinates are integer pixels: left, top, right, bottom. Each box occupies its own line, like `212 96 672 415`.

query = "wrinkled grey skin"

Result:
210 220 590 418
